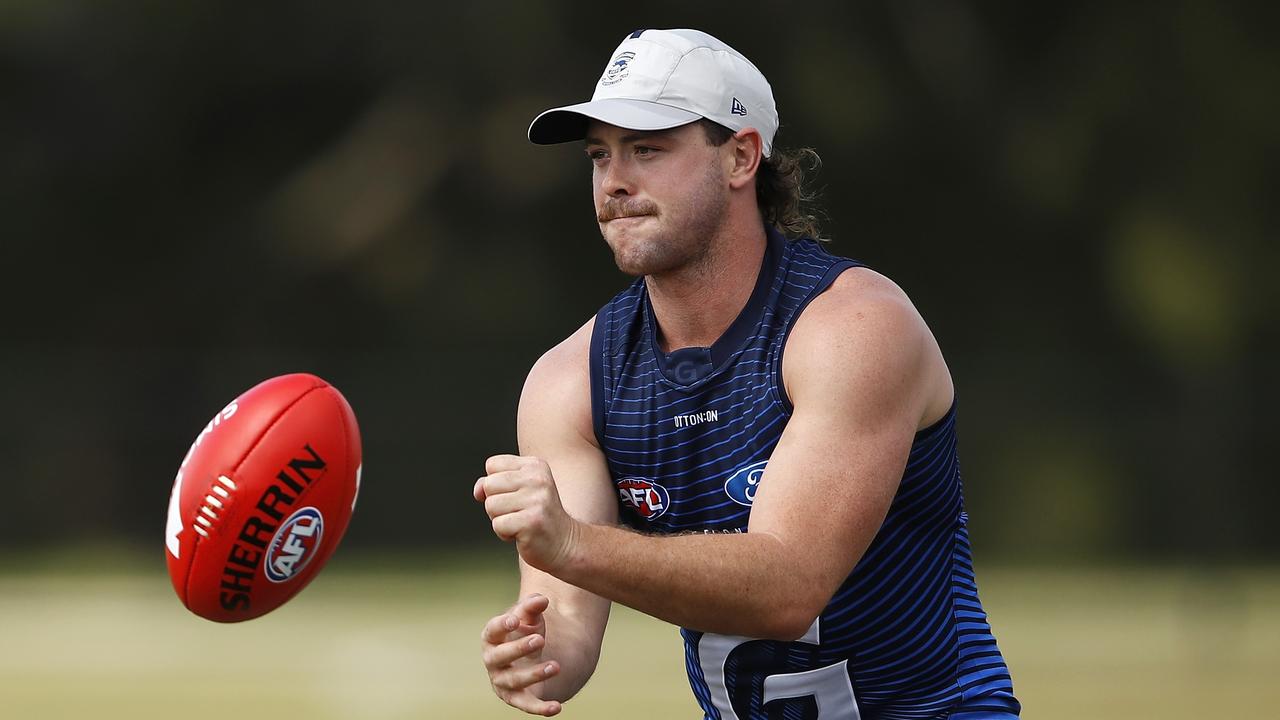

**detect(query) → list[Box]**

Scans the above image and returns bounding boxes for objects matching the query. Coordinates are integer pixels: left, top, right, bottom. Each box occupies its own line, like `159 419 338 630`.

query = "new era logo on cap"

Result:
528 28 779 157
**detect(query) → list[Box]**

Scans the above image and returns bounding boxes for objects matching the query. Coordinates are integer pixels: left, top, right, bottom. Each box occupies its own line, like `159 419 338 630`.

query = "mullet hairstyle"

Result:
700 120 825 241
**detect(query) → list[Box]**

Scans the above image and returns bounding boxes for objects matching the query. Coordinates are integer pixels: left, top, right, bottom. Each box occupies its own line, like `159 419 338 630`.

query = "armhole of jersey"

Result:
589 310 608 449
773 260 862 415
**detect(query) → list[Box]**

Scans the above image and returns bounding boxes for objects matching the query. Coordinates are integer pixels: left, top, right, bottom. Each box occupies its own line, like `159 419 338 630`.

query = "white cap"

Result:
528 29 779 157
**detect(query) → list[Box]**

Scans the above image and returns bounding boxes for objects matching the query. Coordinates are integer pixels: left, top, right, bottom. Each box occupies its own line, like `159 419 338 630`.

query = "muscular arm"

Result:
480 269 953 642
479 317 617 709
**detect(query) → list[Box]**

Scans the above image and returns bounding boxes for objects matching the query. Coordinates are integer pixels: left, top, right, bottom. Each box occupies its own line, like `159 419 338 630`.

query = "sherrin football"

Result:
164 373 362 622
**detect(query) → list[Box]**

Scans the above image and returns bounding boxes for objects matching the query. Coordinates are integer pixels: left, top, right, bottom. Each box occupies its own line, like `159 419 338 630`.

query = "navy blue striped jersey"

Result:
588 228 1020 719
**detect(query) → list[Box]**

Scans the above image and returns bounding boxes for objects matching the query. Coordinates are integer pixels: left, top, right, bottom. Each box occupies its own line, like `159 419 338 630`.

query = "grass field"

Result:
2 551 1277 719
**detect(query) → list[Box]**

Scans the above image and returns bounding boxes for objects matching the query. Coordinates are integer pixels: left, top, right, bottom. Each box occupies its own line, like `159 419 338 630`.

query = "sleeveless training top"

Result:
589 227 1020 719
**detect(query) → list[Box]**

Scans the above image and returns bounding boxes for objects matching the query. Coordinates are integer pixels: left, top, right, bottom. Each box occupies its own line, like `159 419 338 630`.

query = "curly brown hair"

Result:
700 120 825 240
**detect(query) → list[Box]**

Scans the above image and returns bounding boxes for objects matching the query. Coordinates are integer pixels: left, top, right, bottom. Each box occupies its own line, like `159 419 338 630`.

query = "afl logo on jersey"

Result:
724 460 768 506
264 507 324 583
616 477 670 520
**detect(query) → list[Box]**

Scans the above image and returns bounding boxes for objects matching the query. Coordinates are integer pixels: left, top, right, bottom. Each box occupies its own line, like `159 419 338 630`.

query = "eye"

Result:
586 148 608 162
635 146 657 157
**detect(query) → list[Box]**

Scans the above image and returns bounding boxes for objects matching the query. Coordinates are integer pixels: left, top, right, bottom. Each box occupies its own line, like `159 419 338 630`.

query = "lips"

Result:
598 200 658 223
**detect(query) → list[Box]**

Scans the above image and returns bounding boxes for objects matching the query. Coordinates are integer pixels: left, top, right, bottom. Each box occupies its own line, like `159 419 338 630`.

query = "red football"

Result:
164 373 362 622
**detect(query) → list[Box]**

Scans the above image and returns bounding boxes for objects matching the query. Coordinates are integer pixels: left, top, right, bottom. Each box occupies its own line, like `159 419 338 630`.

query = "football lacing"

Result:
193 475 237 538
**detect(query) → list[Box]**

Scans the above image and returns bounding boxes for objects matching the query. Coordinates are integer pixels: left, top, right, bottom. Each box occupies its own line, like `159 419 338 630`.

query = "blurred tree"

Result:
1 0 1275 560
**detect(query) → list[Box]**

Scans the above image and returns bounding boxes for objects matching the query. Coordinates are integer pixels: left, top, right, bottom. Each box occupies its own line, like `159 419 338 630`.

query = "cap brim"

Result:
528 99 704 145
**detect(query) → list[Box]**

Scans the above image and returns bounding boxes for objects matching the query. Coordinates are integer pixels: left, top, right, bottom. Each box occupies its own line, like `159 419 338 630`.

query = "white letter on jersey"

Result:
697 619 860 719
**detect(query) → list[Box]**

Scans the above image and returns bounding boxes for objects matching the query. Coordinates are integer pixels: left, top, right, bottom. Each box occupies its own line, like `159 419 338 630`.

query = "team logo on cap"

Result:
601 51 636 86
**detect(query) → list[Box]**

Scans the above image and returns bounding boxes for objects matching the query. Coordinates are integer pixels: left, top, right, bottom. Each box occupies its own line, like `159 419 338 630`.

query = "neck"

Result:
645 219 768 353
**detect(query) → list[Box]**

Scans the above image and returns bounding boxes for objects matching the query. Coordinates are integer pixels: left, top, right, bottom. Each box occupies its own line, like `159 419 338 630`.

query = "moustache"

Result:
598 200 658 223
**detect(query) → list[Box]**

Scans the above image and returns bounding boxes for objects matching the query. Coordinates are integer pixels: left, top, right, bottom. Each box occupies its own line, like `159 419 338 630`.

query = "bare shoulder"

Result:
518 316 597 450
795 266 926 340
784 267 953 430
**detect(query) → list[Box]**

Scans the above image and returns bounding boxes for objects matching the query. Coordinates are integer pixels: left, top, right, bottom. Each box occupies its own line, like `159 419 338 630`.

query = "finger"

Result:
483 486 530 520
485 454 527 475
491 508 534 542
503 690 562 717
474 472 524 512
513 594 550 625
481 612 521 644
478 469 531 497
495 659 560 694
483 633 544 670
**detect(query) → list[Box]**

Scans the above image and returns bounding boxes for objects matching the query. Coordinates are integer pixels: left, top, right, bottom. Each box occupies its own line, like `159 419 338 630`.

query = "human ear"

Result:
727 128 763 190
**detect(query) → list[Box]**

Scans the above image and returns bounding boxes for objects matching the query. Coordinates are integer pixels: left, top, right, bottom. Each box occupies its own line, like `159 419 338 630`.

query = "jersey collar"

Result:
645 226 785 388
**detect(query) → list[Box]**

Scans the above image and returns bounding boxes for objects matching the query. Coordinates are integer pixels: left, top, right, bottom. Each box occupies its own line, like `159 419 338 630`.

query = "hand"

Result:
474 455 580 572
480 594 563 716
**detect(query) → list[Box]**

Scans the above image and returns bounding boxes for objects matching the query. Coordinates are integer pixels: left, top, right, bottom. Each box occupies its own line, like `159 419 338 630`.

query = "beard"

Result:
598 162 729 278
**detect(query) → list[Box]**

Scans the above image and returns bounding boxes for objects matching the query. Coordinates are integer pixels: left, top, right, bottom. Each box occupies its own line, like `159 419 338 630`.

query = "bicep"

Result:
516 316 619 528
747 277 932 597
515 319 617 639
746 399 914 580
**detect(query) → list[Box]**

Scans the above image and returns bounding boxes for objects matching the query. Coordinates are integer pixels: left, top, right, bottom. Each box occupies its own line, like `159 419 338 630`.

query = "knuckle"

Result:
505 669 526 688
493 518 517 540
527 507 546 528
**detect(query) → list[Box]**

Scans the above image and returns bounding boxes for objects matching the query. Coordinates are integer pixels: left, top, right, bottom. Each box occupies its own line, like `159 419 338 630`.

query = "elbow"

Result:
747 543 837 641
542 646 601 702
756 595 827 642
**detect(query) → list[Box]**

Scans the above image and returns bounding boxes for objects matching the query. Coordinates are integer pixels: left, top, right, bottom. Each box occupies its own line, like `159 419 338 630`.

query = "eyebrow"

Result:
584 129 678 146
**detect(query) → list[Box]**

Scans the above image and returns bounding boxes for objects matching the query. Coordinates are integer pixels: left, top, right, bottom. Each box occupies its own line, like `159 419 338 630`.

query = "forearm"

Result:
554 522 823 640
516 561 611 702
535 601 605 700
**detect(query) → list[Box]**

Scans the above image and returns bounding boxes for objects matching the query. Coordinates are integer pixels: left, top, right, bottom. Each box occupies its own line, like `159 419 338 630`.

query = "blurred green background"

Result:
1 0 1276 717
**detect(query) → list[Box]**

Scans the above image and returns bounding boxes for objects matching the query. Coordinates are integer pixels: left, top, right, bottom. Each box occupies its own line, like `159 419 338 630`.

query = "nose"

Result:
599 157 633 198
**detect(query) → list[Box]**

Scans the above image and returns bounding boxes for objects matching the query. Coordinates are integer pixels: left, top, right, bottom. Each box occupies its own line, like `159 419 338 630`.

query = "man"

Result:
474 28 1019 719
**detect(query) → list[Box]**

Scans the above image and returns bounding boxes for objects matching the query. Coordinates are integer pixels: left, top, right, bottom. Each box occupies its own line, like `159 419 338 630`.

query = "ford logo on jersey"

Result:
616 477 670 520
724 460 769 506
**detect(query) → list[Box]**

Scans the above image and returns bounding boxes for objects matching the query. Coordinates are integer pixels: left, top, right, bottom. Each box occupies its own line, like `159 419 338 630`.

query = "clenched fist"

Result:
474 455 580 572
